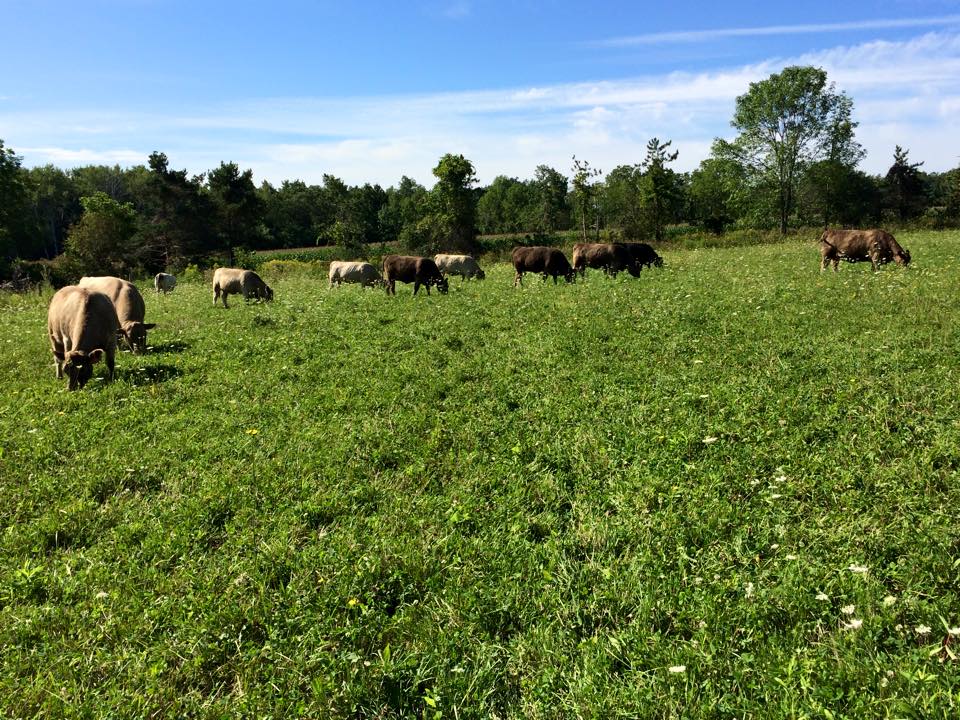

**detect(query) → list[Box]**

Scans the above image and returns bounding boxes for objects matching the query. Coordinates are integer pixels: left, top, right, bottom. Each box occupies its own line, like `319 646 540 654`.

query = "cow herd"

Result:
44 231 909 390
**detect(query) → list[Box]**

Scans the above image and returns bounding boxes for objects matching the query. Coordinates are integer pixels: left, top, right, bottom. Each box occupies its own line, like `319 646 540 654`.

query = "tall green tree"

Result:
687 157 745 234
381 176 428 245
0 140 33 266
533 165 570 232
638 138 681 242
138 152 214 268
884 145 926 221
571 156 602 241
65 192 139 275
26 165 82 259
428 153 478 253
207 162 264 255
720 65 860 234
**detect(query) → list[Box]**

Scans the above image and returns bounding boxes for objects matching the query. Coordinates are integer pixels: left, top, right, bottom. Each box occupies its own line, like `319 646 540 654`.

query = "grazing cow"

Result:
212 268 273 307
434 254 486 280
154 272 177 294
511 246 575 286
819 229 911 272
47 286 119 390
78 276 155 353
571 243 640 278
382 255 449 296
328 261 383 289
622 242 663 270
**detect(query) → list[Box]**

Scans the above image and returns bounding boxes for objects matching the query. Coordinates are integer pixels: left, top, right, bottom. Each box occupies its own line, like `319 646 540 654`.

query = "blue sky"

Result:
2 0 960 186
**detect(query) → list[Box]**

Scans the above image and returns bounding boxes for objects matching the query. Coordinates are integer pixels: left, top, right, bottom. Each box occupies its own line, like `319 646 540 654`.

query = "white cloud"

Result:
4 31 960 185
595 15 960 47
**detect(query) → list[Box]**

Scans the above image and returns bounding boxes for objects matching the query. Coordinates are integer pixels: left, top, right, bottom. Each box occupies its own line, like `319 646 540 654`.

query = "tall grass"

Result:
1 231 958 717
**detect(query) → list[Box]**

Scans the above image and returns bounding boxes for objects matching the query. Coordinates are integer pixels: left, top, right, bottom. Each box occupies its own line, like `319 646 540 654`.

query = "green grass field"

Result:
2 232 959 718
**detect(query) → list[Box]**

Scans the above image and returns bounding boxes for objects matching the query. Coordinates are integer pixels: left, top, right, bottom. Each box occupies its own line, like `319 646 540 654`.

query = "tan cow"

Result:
328 261 383 289
819 229 911 271
154 272 177 294
434 254 485 280
78 276 155 353
212 268 274 307
47 286 119 390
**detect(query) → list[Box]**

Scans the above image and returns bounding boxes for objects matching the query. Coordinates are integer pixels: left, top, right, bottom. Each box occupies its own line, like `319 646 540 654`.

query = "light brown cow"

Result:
328 261 383 289
154 272 177 294
819 229 911 271
47 286 119 390
78 276 155 353
212 268 274 307
434 254 485 280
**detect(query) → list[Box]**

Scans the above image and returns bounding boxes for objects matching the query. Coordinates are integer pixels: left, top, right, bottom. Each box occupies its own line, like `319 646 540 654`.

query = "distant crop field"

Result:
2 231 959 717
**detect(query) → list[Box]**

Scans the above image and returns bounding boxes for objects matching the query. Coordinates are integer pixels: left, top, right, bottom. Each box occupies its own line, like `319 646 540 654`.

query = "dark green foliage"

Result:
884 146 927 221
64 192 140 276
723 66 862 234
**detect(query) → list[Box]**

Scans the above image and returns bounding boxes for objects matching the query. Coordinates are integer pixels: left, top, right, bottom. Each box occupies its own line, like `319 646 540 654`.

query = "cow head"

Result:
475 269 486 280
896 248 911 266
436 276 450 294
119 321 156 354
564 269 577 283
63 349 104 390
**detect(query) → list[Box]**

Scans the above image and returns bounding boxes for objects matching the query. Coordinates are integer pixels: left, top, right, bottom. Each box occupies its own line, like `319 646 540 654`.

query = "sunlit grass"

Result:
1 231 959 717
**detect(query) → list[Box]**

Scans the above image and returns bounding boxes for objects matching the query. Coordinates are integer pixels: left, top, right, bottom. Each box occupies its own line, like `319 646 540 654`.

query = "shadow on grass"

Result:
119 363 183 385
147 340 191 354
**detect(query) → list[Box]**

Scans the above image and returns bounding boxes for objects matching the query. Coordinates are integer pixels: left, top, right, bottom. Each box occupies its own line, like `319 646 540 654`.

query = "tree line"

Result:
2 65 960 282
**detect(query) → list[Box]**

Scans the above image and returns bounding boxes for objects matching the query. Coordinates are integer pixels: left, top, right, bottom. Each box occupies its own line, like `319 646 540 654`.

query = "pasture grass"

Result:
1 231 959 718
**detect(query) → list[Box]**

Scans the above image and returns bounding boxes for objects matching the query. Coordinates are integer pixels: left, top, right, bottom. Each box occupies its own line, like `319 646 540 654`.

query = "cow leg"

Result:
425 284 431 296
514 272 522 287
414 281 421 295
106 348 115 383
820 255 828 272
213 284 220 306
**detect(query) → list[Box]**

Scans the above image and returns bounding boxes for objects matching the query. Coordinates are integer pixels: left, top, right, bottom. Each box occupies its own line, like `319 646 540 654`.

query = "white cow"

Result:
328 261 383 289
154 272 177 294
434 254 485 280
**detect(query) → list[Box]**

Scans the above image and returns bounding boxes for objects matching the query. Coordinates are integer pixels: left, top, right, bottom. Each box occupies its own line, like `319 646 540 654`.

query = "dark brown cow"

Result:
819 229 911 271
571 243 640 278
622 242 663 270
382 255 449 295
511 246 575 286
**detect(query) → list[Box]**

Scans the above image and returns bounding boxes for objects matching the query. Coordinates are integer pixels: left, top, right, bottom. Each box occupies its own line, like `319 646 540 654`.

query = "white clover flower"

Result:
841 604 856 616
949 627 960 637
882 595 897 607
916 625 932 636
786 554 798 561
770 494 783 500
847 564 869 574
745 582 755 598
770 543 780 550
703 436 718 444
668 665 686 673
843 618 863 630
816 592 829 601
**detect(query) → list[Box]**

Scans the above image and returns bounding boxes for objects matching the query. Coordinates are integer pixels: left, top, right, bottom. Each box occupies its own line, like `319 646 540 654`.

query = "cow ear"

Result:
88 349 104 363
144 323 157 330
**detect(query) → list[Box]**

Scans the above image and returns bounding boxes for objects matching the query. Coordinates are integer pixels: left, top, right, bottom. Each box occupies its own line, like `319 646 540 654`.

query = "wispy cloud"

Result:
595 15 960 47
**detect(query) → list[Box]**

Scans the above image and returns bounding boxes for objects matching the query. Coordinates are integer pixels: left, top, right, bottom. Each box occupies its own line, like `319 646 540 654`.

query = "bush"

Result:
181 264 204 283
259 259 326 280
